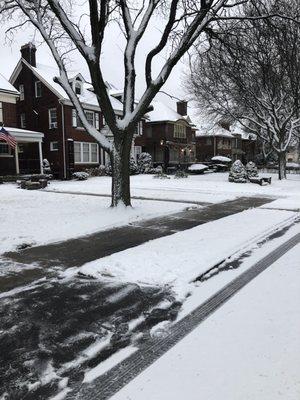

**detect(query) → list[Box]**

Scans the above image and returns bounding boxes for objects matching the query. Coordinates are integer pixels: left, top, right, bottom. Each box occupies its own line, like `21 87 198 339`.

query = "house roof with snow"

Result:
0 73 19 96
147 100 196 127
10 59 124 112
230 121 256 140
197 123 234 138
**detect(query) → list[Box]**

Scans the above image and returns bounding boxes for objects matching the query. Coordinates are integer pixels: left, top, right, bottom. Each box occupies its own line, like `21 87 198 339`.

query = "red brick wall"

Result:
2 102 17 127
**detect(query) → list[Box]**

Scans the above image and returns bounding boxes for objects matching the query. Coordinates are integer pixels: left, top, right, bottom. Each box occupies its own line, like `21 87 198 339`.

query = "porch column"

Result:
15 144 20 174
38 141 43 174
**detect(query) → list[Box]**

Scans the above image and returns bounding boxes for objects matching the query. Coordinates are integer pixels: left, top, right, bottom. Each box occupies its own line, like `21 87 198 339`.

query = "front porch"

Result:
0 127 44 177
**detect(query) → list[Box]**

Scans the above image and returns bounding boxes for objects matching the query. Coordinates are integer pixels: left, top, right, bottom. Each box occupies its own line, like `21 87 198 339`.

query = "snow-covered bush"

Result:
137 152 153 173
153 171 170 179
246 161 258 178
72 171 89 181
174 169 188 179
86 165 106 176
228 160 247 183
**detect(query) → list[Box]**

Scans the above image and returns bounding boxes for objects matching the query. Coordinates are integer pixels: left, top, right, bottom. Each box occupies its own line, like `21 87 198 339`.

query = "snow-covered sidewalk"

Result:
111 243 300 400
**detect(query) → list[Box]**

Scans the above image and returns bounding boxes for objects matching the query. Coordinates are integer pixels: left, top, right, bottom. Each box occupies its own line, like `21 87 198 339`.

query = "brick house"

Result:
135 100 197 169
0 72 44 176
195 122 256 163
9 43 125 178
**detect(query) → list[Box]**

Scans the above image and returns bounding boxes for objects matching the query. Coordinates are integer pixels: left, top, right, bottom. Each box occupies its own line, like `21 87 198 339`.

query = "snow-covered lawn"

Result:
0 184 194 255
111 243 300 400
48 172 300 205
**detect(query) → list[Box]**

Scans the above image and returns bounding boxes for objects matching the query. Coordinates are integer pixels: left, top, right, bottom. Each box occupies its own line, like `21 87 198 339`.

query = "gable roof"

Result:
10 59 124 112
197 124 234 138
148 100 195 127
0 73 19 95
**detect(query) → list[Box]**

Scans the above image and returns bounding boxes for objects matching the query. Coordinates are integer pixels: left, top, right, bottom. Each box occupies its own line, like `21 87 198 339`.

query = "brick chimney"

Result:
21 43 37 67
177 100 188 116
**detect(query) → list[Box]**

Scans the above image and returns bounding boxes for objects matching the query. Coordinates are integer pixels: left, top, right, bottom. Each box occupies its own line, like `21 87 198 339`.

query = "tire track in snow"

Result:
69 232 300 400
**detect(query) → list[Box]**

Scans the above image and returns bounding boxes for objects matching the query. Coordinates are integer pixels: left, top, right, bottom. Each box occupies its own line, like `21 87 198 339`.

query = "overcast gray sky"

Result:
0 14 204 126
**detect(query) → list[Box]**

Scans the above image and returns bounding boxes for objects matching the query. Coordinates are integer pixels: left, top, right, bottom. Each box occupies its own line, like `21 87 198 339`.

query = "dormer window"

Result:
75 82 82 95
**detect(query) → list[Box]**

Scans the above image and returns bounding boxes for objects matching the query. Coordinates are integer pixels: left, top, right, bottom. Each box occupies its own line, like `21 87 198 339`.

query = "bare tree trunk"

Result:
110 134 132 207
278 151 287 180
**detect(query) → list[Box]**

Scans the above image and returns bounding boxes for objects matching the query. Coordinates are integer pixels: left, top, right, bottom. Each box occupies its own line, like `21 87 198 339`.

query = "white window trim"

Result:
0 102 3 124
49 108 58 129
35 81 42 98
20 113 26 128
137 121 143 136
85 110 95 127
50 141 59 151
19 84 24 101
72 109 98 130
74 141 99 164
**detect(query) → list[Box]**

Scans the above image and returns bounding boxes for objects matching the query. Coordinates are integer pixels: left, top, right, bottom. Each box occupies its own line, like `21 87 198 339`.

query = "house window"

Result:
72 109 98 128
91 143 98 162
86 111 95 126
74 142 81 163
20 113 26 128
75 82 82 95
82 143 90 162
0 143 11 156
35 81 42 98
206 138 212 145
0 102 3 124
49 108 58 129
174 123 186 139
50 141 59 151
74 142 99 164
19 84 24 101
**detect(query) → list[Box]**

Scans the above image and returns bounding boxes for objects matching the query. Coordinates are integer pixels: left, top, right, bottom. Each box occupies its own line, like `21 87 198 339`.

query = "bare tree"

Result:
1 1 297 202
186 0 300 179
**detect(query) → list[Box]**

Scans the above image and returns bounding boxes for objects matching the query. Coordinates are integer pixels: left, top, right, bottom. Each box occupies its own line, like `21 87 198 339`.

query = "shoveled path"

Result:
68 231 300 400
5 197 271 271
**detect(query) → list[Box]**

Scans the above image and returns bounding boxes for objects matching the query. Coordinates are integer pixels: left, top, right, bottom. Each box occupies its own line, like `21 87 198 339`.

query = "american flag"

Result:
0 126 17 149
